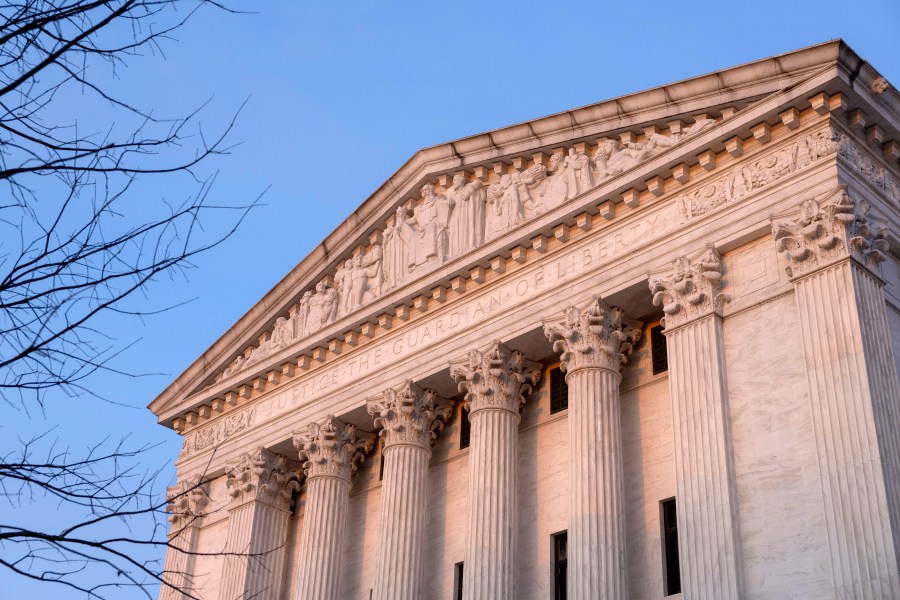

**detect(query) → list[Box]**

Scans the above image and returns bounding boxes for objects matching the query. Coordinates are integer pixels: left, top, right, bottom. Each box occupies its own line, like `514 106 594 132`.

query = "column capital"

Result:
543 296 642 376
450 340 541 416
166 476 209 530
292 415 375 483
649 245 729 330
225 447 301 511
771 185 889 280
367 380 452 451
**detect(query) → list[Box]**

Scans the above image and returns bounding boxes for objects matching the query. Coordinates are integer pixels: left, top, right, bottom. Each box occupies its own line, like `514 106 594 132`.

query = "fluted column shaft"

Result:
463 407 520 600
372 444 430 600
665 315 742 598
219 500 293 600
295 475 351 600
544 297 640 600
793 259 900 597
566 366 627 599
218 449 298 600
451 342 541 600
293 415 374 600
159 523 200 600
368 382 450 600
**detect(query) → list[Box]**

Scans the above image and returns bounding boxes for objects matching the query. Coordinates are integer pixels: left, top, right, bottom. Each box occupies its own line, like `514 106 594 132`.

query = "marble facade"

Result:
152 40 900 599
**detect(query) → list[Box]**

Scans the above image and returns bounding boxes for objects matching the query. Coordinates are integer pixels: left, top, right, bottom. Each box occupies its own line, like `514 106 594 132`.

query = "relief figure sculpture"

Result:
563 147 593 198
304 279 338 336
486 174 525 239
383 206 407 291
447 173 486 256
399 184 451 271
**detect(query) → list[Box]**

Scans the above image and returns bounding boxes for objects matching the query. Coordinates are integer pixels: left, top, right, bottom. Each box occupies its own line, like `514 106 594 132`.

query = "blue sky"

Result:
4 0 900 597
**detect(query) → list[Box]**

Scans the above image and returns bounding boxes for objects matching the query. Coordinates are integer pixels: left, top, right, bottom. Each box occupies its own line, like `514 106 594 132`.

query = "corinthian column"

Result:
160 477 208 600
218 448 300 600
544 297 641 600
649 247 742 598
292 415 374 600
772 186 900 597
367 381 451 600
450 341 541 600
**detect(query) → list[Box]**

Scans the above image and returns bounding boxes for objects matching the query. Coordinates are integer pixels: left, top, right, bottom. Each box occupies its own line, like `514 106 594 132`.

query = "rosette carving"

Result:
166 477 210 528
292 415 375 482
543 296 642 375
772 186 889 278
367 380 452 451
225 447 301 510
449 340 541 415
649 246 730 330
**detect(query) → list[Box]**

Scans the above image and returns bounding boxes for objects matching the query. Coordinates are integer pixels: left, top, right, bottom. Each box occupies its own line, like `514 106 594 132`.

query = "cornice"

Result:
151 41 900 430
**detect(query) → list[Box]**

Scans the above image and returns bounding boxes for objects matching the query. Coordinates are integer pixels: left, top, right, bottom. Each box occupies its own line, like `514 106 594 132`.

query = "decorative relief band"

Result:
180 406 254 457
450 340 541 416
213 117 722 383
772 186 889 279
292 415 374 482
224 447 300 511
677 127 840 222
649 246 729 329
367 380 451 451
542 296 641 375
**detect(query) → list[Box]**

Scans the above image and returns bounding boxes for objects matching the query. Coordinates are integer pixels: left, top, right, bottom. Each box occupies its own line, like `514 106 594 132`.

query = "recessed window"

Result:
661 498 681 595
454 561 464 600
459 404 471 449
378 441 385 481
550 366 569 414
553 531 567 600
651 324 668 375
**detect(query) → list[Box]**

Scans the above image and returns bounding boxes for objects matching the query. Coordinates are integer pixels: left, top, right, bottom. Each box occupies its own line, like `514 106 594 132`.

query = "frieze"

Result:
677 127 841 222
181 406 255 457
213 115 723 383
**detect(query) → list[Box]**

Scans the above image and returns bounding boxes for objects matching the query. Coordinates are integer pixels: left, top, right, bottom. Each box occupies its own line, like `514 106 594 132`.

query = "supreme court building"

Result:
151 40 900 599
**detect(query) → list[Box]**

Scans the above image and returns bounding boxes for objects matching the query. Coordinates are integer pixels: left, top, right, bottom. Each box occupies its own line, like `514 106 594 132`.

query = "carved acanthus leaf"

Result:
166 476 210 528
367 380 452 451
771 186 889 278
292 415 375 482
543 297 642 375
649 246 729 330
449 341 541 416
225 447 301 511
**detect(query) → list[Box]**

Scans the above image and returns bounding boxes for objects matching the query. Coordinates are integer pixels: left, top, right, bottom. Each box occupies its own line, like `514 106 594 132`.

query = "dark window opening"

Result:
459 404 471 449
651 324 669 375
378 441 385 481
553 531 567 600
662 498 681 595
454 561 464 600
550 366 569 414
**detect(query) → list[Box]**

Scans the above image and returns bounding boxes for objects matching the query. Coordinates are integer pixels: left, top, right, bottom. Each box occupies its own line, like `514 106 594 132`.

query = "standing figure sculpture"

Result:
304 279 339 336
563 147 593 198
447 173 487 257
399 184 451 272
383 206 408 292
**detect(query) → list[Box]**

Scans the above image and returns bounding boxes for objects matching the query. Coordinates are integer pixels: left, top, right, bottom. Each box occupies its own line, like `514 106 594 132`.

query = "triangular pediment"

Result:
149 40 900 426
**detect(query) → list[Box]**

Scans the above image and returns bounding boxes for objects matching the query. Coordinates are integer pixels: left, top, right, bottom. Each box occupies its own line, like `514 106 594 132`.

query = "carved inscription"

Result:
174 206 681 455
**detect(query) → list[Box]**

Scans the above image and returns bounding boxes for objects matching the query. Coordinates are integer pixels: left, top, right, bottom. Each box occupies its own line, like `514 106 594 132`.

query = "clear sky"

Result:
4 0 900 597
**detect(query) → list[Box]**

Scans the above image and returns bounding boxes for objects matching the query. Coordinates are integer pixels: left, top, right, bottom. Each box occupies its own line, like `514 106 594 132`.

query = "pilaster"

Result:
292 415 374 600
649 247 742 599
450 341 541 600
218 447 300 600
160 477 209 600
773 186 900 597
367 381 451 600
544 297 641 600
